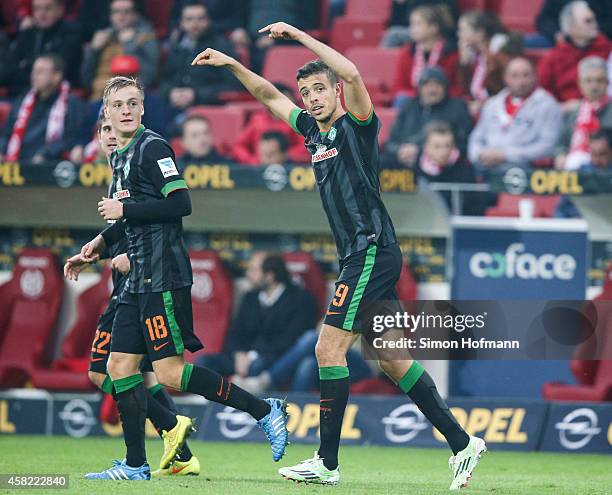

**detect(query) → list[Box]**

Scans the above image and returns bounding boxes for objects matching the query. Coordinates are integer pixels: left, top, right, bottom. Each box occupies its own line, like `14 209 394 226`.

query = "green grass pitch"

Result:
2 436 611 494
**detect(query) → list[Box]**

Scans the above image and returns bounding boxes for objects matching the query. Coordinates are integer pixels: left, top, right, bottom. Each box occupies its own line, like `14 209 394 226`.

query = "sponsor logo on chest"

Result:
113 189 131 200
312 147 338 163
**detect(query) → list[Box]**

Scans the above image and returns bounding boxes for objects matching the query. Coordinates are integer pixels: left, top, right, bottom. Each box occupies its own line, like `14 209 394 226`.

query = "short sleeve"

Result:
290 108 317 137
346 106 380 138
142 139 188 197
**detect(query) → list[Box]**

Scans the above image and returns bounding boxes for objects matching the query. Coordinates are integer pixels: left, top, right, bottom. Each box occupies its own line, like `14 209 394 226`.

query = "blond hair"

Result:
102 76 144 106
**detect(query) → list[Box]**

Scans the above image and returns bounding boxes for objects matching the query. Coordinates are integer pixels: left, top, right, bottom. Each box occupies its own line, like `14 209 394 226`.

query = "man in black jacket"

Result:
385 66 472 169
3 0 82 96
160 1 240 110
198 252 317 378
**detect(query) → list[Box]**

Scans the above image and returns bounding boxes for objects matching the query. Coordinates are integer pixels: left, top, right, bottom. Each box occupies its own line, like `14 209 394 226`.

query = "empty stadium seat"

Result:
396 259 418 301
0 102 12 130
331 18 385 54
187 106 246 155
0 249 64 387
543 263 612 401
485 193 560 218
263 46 318 93
376 107 397 146
458 0 487 12
344 0 392 22
189 250 233 358
282 252 328 316
1 0 18 35
30 265 114 391
498 0 544 32
143 0 172 38
346 47 402 106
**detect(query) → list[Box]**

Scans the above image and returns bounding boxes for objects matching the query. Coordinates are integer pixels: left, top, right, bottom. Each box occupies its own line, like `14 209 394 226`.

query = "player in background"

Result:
77 76 288 481
64 113 201 477
193 22 485 490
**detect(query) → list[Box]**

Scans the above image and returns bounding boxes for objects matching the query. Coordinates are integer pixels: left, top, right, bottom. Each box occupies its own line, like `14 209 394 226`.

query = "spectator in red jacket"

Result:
233 84 309 165
538 0 612 108
393 5 460 99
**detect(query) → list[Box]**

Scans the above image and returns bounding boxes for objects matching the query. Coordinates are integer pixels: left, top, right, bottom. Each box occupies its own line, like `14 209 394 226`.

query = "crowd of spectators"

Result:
0 0 611 189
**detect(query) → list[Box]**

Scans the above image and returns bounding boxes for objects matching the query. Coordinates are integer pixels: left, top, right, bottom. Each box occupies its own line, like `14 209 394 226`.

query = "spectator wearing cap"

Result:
0 54 82 164
81 0 159 100
392 5 460 99
385 66 472 168
538 1 612 108
179 114 231 165
233 83 309 165
2 0 82 96
556 56 612 169
160 1 240 113
468 57 562 169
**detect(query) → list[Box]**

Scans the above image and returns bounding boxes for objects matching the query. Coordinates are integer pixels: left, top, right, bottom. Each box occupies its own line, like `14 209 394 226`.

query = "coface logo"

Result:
382 404 429 443
555 408 601 450
469 243 576 280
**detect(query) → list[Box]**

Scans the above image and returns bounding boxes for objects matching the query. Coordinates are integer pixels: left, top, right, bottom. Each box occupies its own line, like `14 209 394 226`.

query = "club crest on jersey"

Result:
312 147 338 163
157 157 179 178
113 189 131 200
328 127 337 142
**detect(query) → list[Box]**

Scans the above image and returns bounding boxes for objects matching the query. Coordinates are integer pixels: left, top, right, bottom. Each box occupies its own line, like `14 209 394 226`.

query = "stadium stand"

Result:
542 263 612 401
345 47 402 106
375 107 397 147
485 193 561 218
344 0 392 23
330 18 386 54
0 249 64 388
262 46 319 95
188 250 234 359
186 105 247 155
30 264 114 391
282 251 328 316
143 0 173 39
498 0 544 33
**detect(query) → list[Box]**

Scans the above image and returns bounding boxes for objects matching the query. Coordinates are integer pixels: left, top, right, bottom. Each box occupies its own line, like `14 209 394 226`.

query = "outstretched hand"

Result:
258 22 302 41
64 253 91 281
192 48 235 67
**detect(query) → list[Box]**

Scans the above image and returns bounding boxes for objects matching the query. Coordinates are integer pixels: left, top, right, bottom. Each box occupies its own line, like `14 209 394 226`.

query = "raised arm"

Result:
259 22 372 118
192 48 298 124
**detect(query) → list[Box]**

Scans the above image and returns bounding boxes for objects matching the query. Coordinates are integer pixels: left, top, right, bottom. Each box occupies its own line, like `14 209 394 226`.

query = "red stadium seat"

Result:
30 265 114 391
543 263 612 401
0 249 64 387
330 18 385 54
376 107 397 147
396 259 418 301
458 0 488 12
0 102 12 130
346 47 402 106
263 46 318 94
485 193 560 218
282 252 328 316
188 250 233 358
350 376 399 395
1 0 18 35
187 106 246 155
143 0 172 39
344 0 392 22
498 0 544 32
